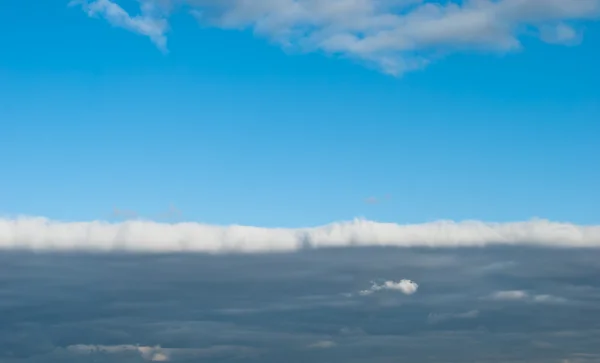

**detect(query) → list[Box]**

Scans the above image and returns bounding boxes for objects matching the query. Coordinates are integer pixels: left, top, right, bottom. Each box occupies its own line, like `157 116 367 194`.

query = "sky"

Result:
1 0 599 228
2 2 600 362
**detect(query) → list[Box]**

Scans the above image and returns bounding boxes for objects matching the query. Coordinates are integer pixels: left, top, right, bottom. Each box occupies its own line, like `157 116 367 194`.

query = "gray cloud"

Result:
1 246 600 362
71 0 600 74
307 340 336 349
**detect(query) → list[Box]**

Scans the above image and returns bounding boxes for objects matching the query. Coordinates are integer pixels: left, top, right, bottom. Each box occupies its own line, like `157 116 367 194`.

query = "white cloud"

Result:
359 279 419 296
1 216 600 253
71 0 600 74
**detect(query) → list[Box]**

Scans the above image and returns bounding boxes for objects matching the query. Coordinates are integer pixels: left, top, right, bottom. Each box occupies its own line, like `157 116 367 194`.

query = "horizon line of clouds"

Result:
69 0 600 75
1 216 600 253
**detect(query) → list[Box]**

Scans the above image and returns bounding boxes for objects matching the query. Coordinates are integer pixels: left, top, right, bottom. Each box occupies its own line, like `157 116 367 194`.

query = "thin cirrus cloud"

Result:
69 0 600 75
1 216 600 253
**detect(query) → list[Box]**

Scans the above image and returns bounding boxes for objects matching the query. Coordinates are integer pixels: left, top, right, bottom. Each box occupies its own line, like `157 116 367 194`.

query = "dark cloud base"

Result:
1 247 600 362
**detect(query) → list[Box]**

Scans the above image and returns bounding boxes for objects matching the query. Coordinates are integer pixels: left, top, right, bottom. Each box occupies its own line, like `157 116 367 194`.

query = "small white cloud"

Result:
359 279 419 296
490 290 529 300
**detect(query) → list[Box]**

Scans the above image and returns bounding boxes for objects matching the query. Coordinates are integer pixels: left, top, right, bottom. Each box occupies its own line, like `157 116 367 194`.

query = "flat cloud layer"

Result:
1 217 600 253
71 0 600 74
2 246 600 362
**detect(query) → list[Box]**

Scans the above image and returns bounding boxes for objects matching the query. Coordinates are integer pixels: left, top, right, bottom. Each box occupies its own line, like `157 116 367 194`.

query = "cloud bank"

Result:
2 216 600 253
71 0 600 74
3 246 600 362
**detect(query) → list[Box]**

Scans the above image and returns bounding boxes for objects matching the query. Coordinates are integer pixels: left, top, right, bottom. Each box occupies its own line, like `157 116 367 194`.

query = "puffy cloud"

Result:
1 216 600 253
71 0 600 74
359 279 419 296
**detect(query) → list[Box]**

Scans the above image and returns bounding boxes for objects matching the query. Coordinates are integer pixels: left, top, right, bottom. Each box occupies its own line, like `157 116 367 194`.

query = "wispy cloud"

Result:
70 0 169 51
427 310 480 324
71 0 600 75
359 279 419 296
488 290 567 303
490 290 530 300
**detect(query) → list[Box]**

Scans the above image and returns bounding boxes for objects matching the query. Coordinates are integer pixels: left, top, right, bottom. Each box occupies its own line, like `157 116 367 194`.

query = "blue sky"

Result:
1 0 599 227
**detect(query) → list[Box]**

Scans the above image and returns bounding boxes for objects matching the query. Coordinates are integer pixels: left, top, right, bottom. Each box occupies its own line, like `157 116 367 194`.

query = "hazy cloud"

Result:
110 204 182 222
491 290 530 300
307 340 336 349
427 310 480 324
112 207 139 220
72 0 600 74
364 194 391 204
489 290 567 304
